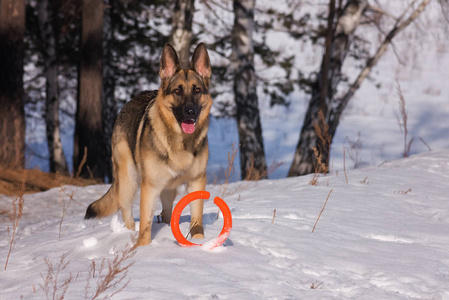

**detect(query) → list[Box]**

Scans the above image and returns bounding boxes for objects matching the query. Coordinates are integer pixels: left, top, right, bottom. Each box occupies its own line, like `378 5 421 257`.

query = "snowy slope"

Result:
1 150 449 299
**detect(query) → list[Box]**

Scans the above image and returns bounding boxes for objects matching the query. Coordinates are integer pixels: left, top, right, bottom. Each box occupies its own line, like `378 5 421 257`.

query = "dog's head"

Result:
157 43 212 135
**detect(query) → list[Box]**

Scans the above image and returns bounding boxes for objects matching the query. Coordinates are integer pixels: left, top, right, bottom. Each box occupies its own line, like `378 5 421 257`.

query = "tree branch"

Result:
333 0 430 121
395 0 419 26
366 4 396 20
201 0 233 12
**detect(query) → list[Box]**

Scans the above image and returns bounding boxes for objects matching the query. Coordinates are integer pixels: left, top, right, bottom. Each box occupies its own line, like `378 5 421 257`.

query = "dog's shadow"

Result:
178 212 219 225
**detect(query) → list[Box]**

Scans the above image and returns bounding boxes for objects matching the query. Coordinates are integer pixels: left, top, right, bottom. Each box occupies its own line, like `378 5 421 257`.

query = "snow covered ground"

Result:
1 150 449 299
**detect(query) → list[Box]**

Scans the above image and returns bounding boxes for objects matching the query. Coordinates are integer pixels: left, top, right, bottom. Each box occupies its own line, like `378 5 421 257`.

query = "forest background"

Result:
0 0 448 193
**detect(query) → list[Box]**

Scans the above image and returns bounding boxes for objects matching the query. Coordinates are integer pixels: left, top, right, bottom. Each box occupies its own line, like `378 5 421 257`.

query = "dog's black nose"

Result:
183 106 198 119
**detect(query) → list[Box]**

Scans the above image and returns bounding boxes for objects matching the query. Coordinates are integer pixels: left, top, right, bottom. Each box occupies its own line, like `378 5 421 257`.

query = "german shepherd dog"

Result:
84 43 212 247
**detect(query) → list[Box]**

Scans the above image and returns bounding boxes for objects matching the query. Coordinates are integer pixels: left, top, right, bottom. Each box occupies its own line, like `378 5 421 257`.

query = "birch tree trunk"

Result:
74 0 106 180
288 0 367 177
0 0 26 169
169 0 195 68
102 0 116 181
232 0 267 180
38 0 69 174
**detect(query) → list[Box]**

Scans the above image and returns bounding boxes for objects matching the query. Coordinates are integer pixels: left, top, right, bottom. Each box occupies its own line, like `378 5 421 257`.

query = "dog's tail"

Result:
84 185 119 220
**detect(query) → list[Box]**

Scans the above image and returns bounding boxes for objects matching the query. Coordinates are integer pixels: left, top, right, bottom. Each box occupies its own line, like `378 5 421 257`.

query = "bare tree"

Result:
289 0 368 177
328 0 432 138
169 0 195 68
288 0 430 177
74 0 106 180
232 0 267 180
38 0 69 174
0 0 26 169
102 0 117 181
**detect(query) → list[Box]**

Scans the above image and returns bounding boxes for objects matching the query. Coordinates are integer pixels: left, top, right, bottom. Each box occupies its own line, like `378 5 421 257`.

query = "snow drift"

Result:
1 150 449 299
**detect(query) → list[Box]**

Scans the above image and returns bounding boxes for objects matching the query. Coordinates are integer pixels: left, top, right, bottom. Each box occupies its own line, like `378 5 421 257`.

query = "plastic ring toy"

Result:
170 191 232 248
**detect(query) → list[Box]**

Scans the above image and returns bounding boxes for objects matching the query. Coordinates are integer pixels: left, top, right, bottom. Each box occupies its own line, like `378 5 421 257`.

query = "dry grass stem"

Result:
344 132 362 168
75 146 88 178
312 189 333 233
4 178 26 270
221 142 239 198
360 177 369 184
309 148 327 186
245 155 283 181
310 281 324 289
40 253 78 300
244 154 257 181
58 190 75 241
234 159 282 195
86 165 98 183
88 246 136 300
39 247 134 300
309 111 330 186
55 173 85 241
92 261 96 279
271 209 276 224
185 220 200 240
419 137 432 151
395 188 412 194
343 147 348 185
216 142 240 219
396 83 414 157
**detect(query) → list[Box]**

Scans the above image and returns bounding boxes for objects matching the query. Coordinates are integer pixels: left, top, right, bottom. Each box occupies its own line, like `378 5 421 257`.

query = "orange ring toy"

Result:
170 191 232 248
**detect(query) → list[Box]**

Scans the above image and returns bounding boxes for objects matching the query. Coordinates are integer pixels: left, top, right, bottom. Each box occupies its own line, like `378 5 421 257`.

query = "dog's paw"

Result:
134 238 152 248
125 220 136 230
190 224 204 239
191 233 205 239
135 230 152 248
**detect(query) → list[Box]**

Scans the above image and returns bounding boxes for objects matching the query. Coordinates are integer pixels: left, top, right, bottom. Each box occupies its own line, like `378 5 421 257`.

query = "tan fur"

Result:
85 43 212 248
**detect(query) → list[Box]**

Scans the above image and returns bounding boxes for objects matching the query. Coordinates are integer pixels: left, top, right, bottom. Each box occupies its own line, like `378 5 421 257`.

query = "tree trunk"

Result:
288 0 367 177
38 0 69 174
74 0 105 180
102 0 116 182
232 0 267 180
169 0 195 68
0 0 26 169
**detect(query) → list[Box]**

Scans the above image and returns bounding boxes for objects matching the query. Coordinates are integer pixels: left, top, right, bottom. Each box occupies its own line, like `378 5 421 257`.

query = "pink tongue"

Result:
181 122 195 134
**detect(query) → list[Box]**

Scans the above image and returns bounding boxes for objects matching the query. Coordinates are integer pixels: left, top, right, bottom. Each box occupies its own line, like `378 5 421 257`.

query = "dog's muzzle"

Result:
181 106 199 134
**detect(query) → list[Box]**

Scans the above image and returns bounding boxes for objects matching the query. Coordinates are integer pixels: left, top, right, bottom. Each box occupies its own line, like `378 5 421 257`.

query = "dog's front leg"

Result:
136 180 161 247
187 175 206 239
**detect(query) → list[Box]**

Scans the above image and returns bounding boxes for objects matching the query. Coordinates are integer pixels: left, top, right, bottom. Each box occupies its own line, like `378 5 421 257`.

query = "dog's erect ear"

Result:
160 44 180 79
191 43 211 79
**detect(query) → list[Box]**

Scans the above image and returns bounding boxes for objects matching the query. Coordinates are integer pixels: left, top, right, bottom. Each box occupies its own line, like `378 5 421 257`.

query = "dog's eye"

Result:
173 89 181 94
194 87 201 94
